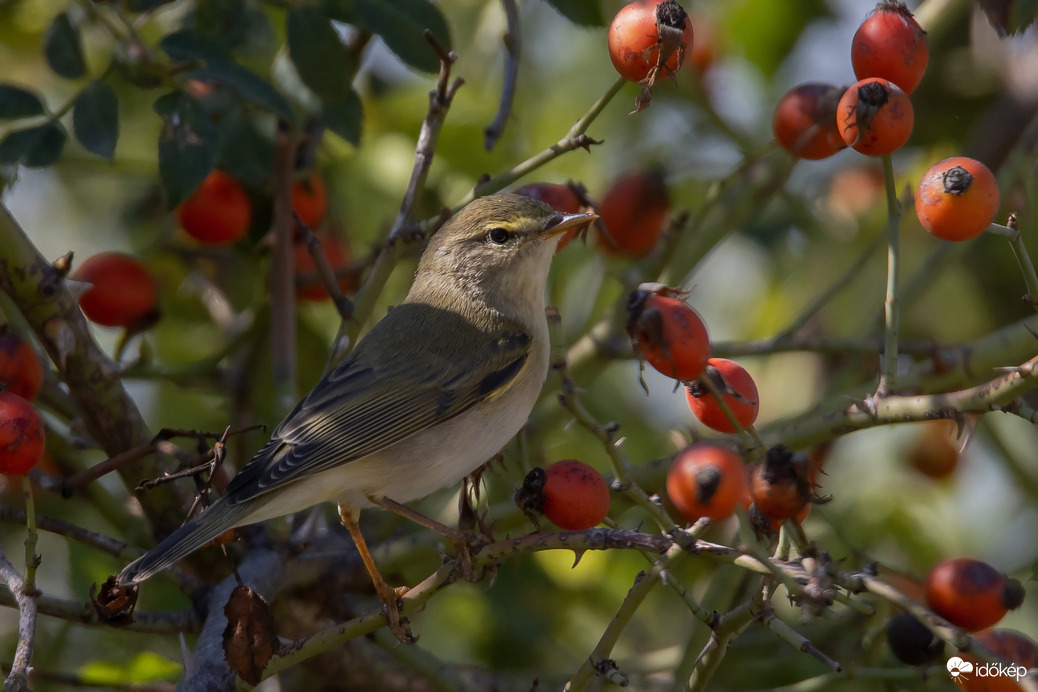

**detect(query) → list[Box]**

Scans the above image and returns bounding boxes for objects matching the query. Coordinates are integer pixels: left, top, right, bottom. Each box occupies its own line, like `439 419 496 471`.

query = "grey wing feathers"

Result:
224 303 532 504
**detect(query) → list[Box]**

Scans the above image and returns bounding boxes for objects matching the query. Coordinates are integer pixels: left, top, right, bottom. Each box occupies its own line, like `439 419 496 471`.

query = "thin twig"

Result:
989 216 1038 310
57 426 249 496
711 336 936 358
269 124 300 413
876 153 901 397
0 508 127 557
20 478 39 606
0 586 201 634
294 210 353 320
58 440 168 495
770 353 1038 450
758 607 842 671
687 599 759 692
484 0 520 150
564 544 686 692
772 231 886 342
335 32 462 361
462 77 626 205
550 316 677 534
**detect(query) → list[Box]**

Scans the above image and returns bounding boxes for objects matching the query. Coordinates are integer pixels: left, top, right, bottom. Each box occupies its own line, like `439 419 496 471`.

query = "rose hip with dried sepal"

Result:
626 283 710 382
915 157 999 241
838 78 913 156
515 461 610 531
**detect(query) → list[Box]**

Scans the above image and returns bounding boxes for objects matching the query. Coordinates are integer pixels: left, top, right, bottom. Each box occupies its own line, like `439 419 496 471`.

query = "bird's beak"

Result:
543 211 598 238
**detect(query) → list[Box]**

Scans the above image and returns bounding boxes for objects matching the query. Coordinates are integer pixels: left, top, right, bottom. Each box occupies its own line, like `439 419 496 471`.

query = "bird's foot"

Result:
449 531 494 584
378 584 415 644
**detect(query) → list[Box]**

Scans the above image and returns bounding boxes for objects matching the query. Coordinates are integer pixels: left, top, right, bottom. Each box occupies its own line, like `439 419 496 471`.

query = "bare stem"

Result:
770 353 1038 450
0 543 36 692
336 33 462 358
269 125 300 413
484 0 520 151
20 478 38 598
876 154 901 397
772 232 885 342
988 217 1038 310
564 544 686 692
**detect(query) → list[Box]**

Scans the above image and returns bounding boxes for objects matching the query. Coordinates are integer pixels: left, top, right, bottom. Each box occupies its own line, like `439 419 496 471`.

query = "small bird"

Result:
118 193 596 640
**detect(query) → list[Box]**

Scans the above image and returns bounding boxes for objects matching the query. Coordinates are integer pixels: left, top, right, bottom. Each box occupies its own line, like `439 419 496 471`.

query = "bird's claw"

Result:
380 586 416 644
450 532 494 583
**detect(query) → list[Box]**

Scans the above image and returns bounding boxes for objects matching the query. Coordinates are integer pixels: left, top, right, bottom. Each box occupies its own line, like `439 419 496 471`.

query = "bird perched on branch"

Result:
117 193 596 641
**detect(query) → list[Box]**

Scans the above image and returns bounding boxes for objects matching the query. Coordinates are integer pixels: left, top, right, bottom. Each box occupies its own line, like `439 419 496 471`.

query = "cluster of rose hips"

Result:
772 2 923 160
0 329 46 477
621 284 817 532
772 1 1001 243
769 0 1029 669
70 168 352 333
512 171 685 532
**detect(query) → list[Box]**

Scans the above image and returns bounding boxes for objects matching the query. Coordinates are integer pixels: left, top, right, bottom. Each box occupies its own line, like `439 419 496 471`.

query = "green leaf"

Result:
186 61 295 122
0 123 67 168
354 0 451 74
187 0 247 39
727 0 830 78
159 29 231 62
44 12 87 79
319 0 358 24
0 129 39 164
154 91 220 206
287 8 355 100
321 88 363 145
73 80 119 159
228 7 278 57
0 85 45 119
540 0 605 26
219 115 274 187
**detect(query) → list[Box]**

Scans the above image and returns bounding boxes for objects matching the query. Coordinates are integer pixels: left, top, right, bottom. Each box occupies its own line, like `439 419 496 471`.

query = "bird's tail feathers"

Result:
117 500 247 584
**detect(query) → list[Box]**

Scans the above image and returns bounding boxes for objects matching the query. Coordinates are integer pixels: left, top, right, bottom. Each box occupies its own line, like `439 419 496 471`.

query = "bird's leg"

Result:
337 505 414 644
368 495 491 583
369 495 463 539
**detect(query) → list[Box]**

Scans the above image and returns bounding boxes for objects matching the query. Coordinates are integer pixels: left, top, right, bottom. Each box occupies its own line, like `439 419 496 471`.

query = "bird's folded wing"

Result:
225 303 532 503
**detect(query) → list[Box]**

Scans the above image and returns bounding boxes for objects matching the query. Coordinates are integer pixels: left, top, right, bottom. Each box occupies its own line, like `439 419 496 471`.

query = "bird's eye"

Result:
488 227 510 245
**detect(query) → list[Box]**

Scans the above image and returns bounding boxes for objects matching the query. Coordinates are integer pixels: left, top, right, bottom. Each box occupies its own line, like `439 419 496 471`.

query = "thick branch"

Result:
0 203 185 536
0 543 35 692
